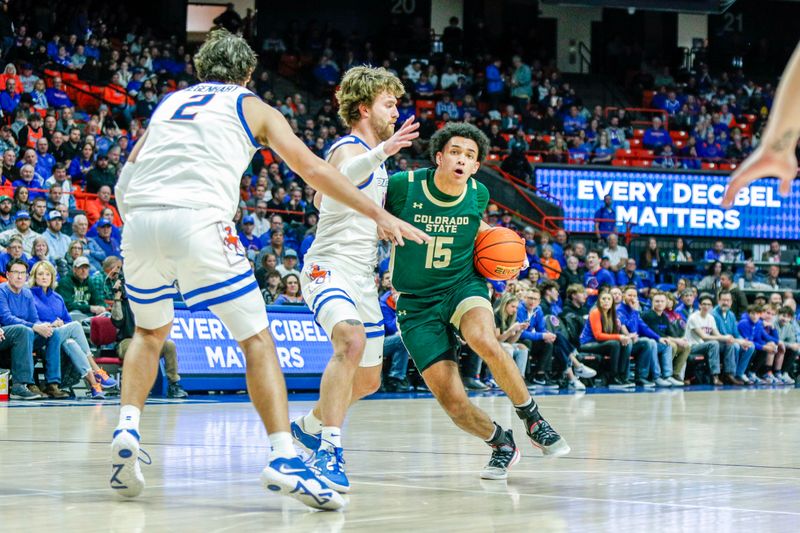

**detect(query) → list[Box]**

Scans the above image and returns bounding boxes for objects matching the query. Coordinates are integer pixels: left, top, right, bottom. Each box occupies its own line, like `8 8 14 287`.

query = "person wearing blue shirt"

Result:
712 290 753 384
593 195 616 240
617 286 671 387
737 304 774 384
91 219 121 259
583 250 616 308
238 216 262 260
661 91 681 115
35 139 55 178
674 289 698 320
44 78 73 109
0 258 67 397
485 58 505 109
0 79 20 116
379 287 412 392
642 117 672 151
518 240 544 280
703 240 725 262
562 106 588 135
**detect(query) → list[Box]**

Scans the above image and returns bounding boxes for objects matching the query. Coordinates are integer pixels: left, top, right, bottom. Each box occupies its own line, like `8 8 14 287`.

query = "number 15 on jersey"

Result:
425 236 453 269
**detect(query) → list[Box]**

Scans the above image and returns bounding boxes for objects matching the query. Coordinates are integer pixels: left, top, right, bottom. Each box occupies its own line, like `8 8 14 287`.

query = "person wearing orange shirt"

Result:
579 288 634 389
84 185 121 226
539 245 561 280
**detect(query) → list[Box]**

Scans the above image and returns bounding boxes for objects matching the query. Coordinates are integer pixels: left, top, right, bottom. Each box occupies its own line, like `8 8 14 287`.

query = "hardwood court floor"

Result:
1 388 799 533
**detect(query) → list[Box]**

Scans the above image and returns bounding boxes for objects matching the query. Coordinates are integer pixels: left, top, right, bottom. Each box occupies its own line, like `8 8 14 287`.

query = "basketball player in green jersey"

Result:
386 122 569 480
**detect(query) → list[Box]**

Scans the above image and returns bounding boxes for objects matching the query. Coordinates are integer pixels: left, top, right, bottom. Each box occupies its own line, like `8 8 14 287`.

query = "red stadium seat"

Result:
719 163 737 171
415 99 436 115
525 154 543 163
633 159 652 167
501 133 511 142
632 149 654 158
669 130 687 140
642 90 655 107
611 159 629 166
630 138 642 147
633 128 645 138
615 148 633 158
542 134 552 144
702 162 717 170
487 153 502 162
743 114 757 123
674 139 685 149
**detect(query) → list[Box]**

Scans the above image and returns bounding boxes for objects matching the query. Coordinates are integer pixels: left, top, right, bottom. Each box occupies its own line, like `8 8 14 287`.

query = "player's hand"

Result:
722 145 798 207
382 116 420 157
375 210 430 246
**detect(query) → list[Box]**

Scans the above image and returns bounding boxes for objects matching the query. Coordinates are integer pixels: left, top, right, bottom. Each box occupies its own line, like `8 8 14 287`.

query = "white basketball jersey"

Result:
305 134 388 273
119 82 260 220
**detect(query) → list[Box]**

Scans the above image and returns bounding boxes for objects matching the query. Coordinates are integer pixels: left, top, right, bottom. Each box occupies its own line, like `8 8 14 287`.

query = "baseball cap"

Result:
74 256 90 268
525 239 537 247
242 215 255 224
15 211 30 220
284 249 298 258
0 195 11 203
47 210 62 221
97 219 112 227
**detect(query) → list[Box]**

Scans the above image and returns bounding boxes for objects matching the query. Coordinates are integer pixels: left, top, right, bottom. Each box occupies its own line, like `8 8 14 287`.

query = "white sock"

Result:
302 410 323 435
269 432 297 459
320 426 342 450
117 405 141 432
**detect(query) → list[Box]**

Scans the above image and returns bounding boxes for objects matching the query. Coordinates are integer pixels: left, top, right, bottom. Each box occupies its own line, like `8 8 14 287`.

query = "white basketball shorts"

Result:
121 207 266 341
300 259 384 367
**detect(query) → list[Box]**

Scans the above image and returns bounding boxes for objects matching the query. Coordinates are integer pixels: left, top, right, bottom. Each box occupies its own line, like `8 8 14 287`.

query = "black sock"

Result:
515 398 541 422
485 422 503 445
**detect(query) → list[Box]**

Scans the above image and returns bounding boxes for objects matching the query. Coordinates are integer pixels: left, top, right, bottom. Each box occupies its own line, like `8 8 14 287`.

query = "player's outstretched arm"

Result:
243 97 429 245
723 42 800 207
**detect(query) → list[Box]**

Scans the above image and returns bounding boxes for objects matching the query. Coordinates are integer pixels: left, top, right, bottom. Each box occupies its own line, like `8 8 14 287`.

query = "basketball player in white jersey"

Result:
290 67 417 493
109 30 427 511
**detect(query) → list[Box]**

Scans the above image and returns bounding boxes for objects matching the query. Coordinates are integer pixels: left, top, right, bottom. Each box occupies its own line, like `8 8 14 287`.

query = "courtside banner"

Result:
170 308 332 375
535 165 800 239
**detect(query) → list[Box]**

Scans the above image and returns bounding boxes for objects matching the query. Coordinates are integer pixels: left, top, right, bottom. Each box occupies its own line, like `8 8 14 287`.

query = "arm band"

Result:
336 142 388 185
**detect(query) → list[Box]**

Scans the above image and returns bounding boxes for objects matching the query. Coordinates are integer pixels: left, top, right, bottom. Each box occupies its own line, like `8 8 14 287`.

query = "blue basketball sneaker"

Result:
110 428 149 498
290 417 321 453
310 447 349 493
260 456 345 511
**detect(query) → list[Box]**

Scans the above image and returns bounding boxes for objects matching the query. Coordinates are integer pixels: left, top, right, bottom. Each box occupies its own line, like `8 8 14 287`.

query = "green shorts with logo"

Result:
395 276 493 372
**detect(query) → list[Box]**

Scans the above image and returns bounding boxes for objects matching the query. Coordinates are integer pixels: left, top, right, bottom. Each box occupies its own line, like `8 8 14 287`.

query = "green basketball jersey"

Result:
386 167 490 296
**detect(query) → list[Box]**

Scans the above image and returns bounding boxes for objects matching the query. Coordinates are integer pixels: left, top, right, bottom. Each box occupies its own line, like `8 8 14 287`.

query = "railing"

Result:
487 163 563 206
541 216 638 246
490 200 549 233
603 106 669 129
489 165 562 233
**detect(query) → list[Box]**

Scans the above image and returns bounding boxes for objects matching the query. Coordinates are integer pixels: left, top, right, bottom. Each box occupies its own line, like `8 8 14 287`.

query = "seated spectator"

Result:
642 291 689 384
70 214 105 272
539 245 561 280
698 131 724 160
653 145 678 168
0 78 20 116
591 132 614 164
736 260 764 289
41 210 68 262
606 116 628 149
712 290 754 385
538 280 562 317
0 259 68 398
238 215 261 259
260 269 282 305
684 295 726 386
559 284 589 347
13 163 44 197
579 288 633 388
494 292 530 381
639 237 664 281
642 117 672 151
0 195 13 231
602 233 628 272
738 304 780 385
713 272 746 317
618 286 672 387
275 248 300 277
84 185 122 226
500 144 533 184
380 280 412 392
761 240 784 263
0 236 28 272
584 249 616 307
55 256 106 321
90 219 121 259
675 288 698 320
704 240 725 262
759 305 790 384
562 106 587 136
763 264 784 290
272 273 303 305
27 237 51 270
110 267 187 398
697 261 723 293
89 256 122 303
29 261 112 398
435 93 459 119
559 255 584 294
0 211 40 255
45 77 73 108
616 258 644 294
776 306 800 384
414 73 435 98
85 154 116 194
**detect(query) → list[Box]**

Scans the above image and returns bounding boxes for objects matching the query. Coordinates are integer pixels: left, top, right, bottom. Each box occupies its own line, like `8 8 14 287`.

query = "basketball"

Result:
473 227 526 280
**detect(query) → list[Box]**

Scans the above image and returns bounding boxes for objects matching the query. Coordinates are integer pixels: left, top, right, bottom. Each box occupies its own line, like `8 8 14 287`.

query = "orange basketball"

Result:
473 227 526 280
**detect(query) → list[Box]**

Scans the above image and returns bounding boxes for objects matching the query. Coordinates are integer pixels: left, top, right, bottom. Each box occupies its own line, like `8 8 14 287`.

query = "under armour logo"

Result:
413 202 423 209
397 310 407 316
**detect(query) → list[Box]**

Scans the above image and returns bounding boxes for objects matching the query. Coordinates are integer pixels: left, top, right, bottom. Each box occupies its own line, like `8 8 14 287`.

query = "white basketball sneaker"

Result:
110 429 147 498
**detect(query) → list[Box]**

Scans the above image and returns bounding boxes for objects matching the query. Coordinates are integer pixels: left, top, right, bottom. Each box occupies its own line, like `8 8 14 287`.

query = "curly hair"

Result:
336 66 405 127
194 28 257 85
428 122 491 163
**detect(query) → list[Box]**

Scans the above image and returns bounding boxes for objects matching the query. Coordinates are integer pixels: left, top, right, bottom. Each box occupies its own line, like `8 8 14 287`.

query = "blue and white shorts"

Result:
300 258 384 367
121 207 265 341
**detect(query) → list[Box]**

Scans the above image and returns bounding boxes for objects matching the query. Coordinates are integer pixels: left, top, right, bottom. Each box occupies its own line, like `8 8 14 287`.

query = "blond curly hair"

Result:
336 66 405 127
